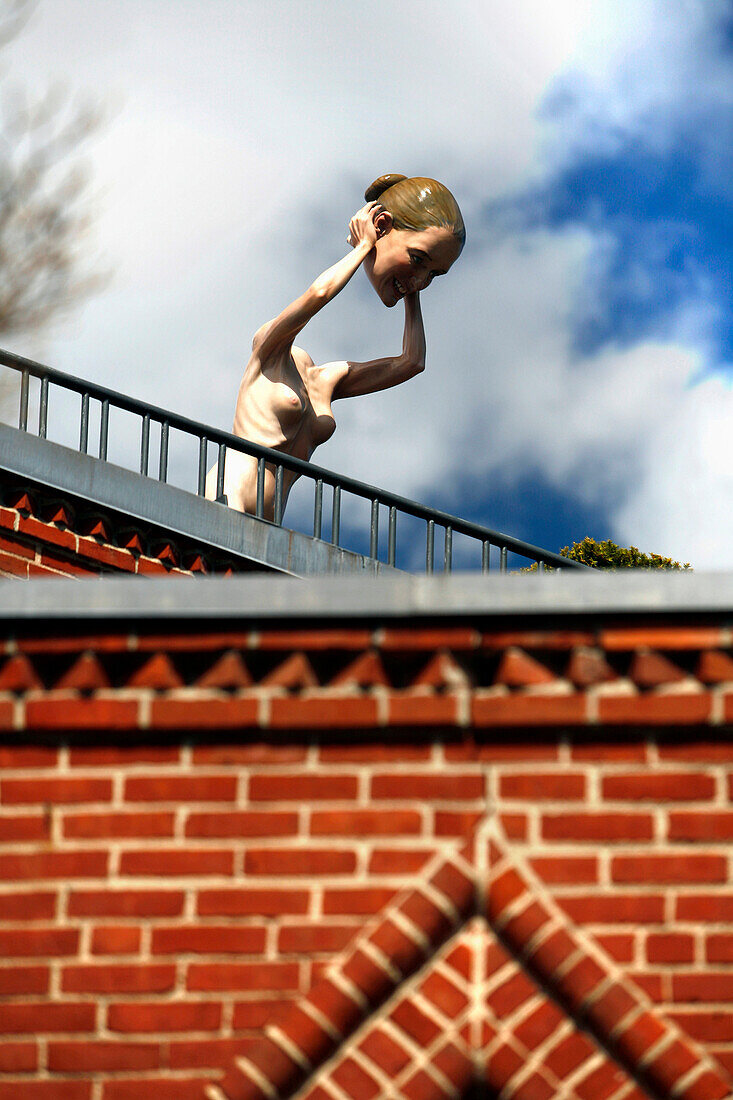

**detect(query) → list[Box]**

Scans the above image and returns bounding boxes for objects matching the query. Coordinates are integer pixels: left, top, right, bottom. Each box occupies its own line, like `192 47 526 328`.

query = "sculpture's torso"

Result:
206 346 336 518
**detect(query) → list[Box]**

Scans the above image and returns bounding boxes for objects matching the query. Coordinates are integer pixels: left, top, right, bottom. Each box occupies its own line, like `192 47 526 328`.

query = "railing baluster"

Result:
482 540 490 573
313 479 323 539
370 499 379 559
216 444 226 500
256 457 265 518
444 525 453 572
388 506 397 567
500 546 508 573
140 414 150 475
38 377 49 439
158 420 169 482
79 393 89 454
274 465 284 526
99 399 109 460
197 436 207 496
331 485 341 546
426 519 435 573
18 369 29 431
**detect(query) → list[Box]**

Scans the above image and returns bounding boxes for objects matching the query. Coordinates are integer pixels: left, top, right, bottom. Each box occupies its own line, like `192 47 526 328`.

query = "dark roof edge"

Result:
1 571 731 623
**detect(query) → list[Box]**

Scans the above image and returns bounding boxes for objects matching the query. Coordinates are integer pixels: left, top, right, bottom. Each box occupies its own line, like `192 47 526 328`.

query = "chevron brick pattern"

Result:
207 831 733 1100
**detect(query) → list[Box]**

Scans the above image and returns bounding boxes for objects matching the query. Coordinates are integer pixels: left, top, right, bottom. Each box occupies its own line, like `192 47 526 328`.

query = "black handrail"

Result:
0 347 587 572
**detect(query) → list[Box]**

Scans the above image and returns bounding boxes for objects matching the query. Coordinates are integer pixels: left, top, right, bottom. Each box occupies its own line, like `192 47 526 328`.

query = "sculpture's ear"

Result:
374 209 393 238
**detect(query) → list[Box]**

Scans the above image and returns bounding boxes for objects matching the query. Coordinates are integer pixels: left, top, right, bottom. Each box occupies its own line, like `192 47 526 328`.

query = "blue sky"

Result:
2 0 732 568
517 11 733 370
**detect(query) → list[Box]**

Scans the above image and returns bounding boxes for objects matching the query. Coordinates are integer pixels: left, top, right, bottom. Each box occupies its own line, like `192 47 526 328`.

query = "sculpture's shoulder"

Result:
292 345 315 371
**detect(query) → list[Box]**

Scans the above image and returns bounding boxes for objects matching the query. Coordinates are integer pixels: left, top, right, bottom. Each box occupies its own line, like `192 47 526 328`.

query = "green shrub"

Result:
522 537 691 572
559 537 690 570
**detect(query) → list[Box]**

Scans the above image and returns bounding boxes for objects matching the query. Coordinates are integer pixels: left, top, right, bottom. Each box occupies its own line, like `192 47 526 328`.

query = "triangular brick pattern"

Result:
0 480 257 578
1 624 731 731
207 825 733 1100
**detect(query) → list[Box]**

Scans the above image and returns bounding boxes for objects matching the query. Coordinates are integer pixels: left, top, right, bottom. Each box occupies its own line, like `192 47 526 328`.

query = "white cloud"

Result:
614 376 733 568
3 0 615 409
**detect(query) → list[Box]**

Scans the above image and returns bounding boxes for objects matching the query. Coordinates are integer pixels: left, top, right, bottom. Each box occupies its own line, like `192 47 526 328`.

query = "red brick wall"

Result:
0 622 732 1098
0 485 249 579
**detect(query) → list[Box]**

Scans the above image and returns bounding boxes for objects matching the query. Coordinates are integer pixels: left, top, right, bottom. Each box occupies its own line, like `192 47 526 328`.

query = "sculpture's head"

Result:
363 174 465 307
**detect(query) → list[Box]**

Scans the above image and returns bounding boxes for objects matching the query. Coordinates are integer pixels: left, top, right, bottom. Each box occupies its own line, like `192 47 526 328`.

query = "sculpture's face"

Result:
364 225 461 307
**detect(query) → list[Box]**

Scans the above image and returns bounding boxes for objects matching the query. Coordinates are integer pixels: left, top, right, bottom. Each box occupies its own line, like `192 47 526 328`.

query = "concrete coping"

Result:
0 570 731 622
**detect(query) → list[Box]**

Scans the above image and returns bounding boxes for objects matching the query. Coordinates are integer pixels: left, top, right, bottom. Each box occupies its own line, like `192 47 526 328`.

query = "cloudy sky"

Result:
3 0 732 568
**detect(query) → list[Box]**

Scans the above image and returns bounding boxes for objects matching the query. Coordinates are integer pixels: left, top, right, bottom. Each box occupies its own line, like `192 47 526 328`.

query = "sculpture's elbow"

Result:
251 323 268 351
407 359 425 379
309 280 331 305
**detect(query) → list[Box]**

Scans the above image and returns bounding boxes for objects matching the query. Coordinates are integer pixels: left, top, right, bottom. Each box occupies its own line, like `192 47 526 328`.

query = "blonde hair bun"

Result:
363 174 466 251
364 174 407 202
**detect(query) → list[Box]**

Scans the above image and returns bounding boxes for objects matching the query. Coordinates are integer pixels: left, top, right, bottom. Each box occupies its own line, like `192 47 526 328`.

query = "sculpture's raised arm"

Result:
324 292 427 400
251 203 385 362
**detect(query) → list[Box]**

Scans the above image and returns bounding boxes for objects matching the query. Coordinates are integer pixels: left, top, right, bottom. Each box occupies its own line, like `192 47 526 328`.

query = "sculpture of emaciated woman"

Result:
205 174 465 518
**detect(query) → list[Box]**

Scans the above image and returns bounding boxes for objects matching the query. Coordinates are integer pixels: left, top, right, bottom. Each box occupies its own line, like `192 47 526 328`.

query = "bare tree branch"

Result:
0 0 108 416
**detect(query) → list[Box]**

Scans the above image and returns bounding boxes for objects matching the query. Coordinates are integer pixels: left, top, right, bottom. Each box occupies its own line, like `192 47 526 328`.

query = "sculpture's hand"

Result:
347 201 383 250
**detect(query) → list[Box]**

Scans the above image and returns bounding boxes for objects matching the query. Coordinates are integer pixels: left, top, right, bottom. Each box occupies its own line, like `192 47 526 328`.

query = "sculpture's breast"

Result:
311 412 336 445
271 382 306 427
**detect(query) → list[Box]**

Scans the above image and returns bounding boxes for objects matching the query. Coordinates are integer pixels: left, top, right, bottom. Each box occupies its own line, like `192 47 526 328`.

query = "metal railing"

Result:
1 347 586 573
